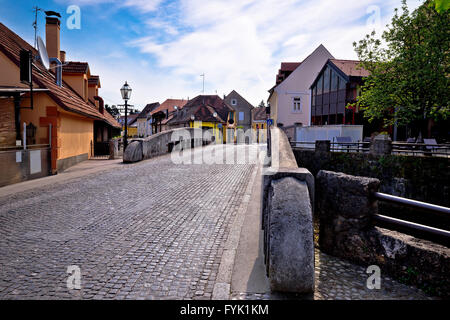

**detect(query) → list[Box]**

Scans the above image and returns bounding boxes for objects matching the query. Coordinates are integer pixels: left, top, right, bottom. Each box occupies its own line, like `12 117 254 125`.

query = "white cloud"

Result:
56 0 423 107
128 0 422 106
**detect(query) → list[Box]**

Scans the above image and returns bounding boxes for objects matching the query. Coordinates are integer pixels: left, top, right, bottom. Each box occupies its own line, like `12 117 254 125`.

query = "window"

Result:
239 112 244 121
317 74 323 95
331 69 338 92
231 99 237 106
323 67 330 94
293 97 302 112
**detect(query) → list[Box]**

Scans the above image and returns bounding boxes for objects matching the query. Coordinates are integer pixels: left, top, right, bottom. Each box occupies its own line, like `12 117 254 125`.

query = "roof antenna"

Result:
32 6 43 49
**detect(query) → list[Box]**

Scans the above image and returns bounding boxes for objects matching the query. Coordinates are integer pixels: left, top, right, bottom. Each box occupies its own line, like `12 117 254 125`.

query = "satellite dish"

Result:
37 36 50 70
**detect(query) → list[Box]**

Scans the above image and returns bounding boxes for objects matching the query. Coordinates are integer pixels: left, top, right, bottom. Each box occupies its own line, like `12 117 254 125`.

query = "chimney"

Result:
60 50 66 63
45 17 60 61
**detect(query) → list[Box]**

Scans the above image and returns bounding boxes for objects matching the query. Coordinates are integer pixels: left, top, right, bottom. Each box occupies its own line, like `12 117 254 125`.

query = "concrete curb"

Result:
212 164 259 300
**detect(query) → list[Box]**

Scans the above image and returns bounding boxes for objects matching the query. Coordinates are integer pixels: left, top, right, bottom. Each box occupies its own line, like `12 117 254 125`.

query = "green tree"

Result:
353 0 449 137
105 104 120 118
258 100 266 108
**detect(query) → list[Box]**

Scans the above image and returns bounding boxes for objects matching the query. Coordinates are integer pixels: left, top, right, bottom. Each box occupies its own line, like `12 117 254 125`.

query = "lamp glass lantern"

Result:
120 81 132 101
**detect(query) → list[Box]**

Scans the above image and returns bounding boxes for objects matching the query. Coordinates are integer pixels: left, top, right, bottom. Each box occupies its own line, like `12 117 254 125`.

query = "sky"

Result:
0 0 423 109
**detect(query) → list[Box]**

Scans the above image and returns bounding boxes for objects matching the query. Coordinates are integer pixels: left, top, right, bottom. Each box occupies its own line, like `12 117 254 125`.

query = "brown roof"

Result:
152 99 187 115
252 107 267 121
329 59 370 77
280 62 301 71
275 62 301 85
62 61 90 74
88 75 100 86
137 102 160 119
0 22 120 128
167 95 232 125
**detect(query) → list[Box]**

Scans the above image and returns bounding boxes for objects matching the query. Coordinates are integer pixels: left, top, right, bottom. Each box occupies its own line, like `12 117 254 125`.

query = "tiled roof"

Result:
330 59 370 77
167 95 232 125
137 102 160 119
0 22 120 128
252 107 267 121
152 98 187 116
276 62 301 85
62 61 90 74
280 62 301 71
88 75 100 86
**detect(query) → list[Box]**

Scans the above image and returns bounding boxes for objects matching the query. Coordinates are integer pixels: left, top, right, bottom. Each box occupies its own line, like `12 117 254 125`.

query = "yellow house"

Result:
0 18 120 175
166 95 236 143
251 107 268 143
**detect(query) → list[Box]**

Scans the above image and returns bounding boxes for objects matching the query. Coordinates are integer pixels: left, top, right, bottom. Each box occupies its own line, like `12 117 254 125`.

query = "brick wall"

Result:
0 98 16 147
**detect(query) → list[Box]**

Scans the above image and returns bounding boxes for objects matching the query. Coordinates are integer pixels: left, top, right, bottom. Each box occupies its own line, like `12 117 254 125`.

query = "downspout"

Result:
94 96 104 114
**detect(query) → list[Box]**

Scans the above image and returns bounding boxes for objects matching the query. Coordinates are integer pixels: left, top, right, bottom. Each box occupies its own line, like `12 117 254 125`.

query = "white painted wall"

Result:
274 45 334 127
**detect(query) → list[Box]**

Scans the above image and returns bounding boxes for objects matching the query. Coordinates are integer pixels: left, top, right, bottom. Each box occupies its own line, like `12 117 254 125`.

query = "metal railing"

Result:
372 192 450 239
290 141 370 153
391 142 450 157
290 140 450 157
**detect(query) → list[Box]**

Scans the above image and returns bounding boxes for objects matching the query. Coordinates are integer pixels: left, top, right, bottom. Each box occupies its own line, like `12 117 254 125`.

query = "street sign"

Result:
267 119 274 126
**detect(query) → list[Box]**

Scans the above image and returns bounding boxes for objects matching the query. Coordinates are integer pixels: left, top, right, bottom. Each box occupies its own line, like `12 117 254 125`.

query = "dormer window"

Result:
231 99 237 106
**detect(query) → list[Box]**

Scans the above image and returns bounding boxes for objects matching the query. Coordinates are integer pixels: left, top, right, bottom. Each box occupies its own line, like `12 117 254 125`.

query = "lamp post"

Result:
120 81 132 151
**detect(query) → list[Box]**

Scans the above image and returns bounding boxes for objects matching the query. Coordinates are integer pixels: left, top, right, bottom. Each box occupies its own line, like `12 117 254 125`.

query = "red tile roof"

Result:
280 62 301 71
0 22 120 128
153 98 187 115
276 62 301 85
330 59 370 77
62 61 90 74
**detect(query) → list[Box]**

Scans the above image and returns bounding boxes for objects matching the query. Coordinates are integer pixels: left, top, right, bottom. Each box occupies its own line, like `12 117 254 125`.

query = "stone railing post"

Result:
262 127 315 294
370 134 392 156
315 140 330 153
109 139 118 160
316 170 380 259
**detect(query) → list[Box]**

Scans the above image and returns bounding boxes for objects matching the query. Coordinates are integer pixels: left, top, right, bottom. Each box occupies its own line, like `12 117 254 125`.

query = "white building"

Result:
268 44 334 138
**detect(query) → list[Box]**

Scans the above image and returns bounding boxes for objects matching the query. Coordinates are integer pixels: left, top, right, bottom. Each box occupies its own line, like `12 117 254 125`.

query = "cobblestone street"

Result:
0 144 438 300
0 145 256 299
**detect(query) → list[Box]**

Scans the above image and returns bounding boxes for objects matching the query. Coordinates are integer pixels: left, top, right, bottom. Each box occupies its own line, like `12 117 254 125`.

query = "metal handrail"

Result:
372 192 450 238
373 192 450 215
374 214 450 238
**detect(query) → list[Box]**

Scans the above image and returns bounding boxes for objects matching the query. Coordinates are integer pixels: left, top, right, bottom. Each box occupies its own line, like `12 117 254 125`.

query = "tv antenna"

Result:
200 73 205 94
32 6 43 49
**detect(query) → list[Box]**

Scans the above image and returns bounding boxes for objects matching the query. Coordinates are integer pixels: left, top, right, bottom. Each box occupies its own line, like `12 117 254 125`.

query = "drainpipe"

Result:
49 57 62 87
94 96 104 114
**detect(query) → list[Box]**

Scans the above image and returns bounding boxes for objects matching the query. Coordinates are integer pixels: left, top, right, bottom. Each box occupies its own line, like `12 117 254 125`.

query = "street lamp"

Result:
120 81 132 151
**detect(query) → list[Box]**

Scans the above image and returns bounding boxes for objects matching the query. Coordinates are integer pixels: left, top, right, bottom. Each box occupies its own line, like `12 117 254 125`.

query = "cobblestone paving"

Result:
0 146 255 299
231 249 437 300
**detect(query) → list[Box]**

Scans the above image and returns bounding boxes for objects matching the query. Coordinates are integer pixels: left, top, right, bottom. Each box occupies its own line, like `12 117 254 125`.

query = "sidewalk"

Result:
0 158 123 198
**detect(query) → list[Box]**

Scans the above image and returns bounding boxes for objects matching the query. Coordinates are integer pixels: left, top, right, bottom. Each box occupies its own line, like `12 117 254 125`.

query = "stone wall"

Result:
316 170 450 297
293 148 450 230
262 127 315 293
123 127 207 163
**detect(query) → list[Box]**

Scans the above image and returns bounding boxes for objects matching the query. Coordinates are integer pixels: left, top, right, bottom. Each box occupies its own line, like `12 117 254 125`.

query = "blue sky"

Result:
0 0 422 109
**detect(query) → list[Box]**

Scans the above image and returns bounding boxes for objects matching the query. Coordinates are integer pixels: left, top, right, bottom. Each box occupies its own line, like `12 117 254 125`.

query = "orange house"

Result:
0 18 120 179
